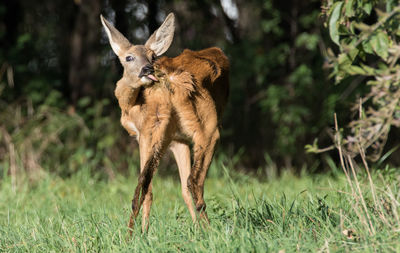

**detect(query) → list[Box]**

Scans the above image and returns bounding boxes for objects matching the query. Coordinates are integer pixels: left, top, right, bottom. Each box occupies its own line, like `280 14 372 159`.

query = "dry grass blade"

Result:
347 156 375 235
358 144 391 227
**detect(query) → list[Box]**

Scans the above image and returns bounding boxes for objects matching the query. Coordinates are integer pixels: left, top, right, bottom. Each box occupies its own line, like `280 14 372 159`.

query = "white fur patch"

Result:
126 121 140 138
141 76 152 84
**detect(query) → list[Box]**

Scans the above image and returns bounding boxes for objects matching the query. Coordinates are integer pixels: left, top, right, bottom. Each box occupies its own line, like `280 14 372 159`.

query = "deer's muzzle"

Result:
139 64 158 81
139 64 155 78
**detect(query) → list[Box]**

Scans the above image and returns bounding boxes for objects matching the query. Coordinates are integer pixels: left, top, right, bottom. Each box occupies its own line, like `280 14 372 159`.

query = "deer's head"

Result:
101 13 175 88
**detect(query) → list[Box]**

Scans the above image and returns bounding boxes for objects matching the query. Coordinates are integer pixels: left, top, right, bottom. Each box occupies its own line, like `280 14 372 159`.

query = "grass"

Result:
0 162 399 252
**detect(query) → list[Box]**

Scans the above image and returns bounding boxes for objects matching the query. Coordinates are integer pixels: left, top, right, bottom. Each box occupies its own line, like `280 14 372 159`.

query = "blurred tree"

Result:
219 0 341 170
68 0 102 104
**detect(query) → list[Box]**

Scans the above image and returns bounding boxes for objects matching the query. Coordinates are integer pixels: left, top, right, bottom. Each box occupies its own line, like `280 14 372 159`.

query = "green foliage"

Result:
321 0 400 161
329 1 344 46
0 86 139 179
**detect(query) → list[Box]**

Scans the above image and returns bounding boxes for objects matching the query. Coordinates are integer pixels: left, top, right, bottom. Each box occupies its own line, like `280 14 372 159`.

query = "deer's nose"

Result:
138 64 154 78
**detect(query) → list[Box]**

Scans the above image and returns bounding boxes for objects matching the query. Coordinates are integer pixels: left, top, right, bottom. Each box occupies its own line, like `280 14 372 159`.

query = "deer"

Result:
100 13 229 233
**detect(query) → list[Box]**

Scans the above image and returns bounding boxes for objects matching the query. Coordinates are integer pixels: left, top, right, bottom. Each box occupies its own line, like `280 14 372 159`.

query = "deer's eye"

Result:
126 56 135 62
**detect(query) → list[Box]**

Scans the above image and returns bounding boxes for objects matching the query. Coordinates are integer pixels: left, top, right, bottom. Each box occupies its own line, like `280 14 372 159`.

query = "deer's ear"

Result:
145 13 175 56
100 15 131 56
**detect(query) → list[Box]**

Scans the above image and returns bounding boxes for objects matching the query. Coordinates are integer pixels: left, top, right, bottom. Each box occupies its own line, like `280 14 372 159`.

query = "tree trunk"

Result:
68 0 102 105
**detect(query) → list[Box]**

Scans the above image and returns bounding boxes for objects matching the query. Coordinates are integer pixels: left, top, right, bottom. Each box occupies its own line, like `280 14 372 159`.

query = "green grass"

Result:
0 164 399 252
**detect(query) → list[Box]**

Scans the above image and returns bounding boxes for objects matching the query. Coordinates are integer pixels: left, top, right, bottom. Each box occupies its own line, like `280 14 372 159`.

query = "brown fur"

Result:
101 14 229 234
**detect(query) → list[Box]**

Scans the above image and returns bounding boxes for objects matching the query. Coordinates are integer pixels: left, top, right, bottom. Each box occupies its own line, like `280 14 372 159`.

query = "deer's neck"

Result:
115 78 141 113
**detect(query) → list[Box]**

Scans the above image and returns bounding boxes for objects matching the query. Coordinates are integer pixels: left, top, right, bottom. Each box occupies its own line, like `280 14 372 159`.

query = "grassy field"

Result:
0 162 399 252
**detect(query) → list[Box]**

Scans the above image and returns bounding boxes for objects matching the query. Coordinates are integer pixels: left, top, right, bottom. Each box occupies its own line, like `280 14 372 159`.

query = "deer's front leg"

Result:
128 134 159 235
128 136 154 233
139 138 153 232
128 104 171 235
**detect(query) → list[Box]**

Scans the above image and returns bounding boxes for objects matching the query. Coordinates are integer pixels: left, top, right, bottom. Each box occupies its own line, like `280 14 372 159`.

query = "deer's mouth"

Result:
139 64 158 82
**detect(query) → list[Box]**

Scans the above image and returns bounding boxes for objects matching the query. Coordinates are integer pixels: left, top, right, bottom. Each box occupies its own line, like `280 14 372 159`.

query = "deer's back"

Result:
156 47 230 117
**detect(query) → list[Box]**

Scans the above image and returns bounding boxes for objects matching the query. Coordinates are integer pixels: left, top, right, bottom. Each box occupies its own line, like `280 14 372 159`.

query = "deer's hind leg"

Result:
187 129 220 223
171 91 219 223
170 141 196 222
196 130 220 220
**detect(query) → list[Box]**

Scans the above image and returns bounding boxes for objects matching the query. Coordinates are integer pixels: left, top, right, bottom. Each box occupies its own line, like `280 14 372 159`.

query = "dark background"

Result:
0 0 373 177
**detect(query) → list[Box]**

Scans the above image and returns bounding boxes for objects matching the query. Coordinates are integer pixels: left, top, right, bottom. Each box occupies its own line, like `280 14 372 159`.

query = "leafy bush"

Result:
308 0 400 161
